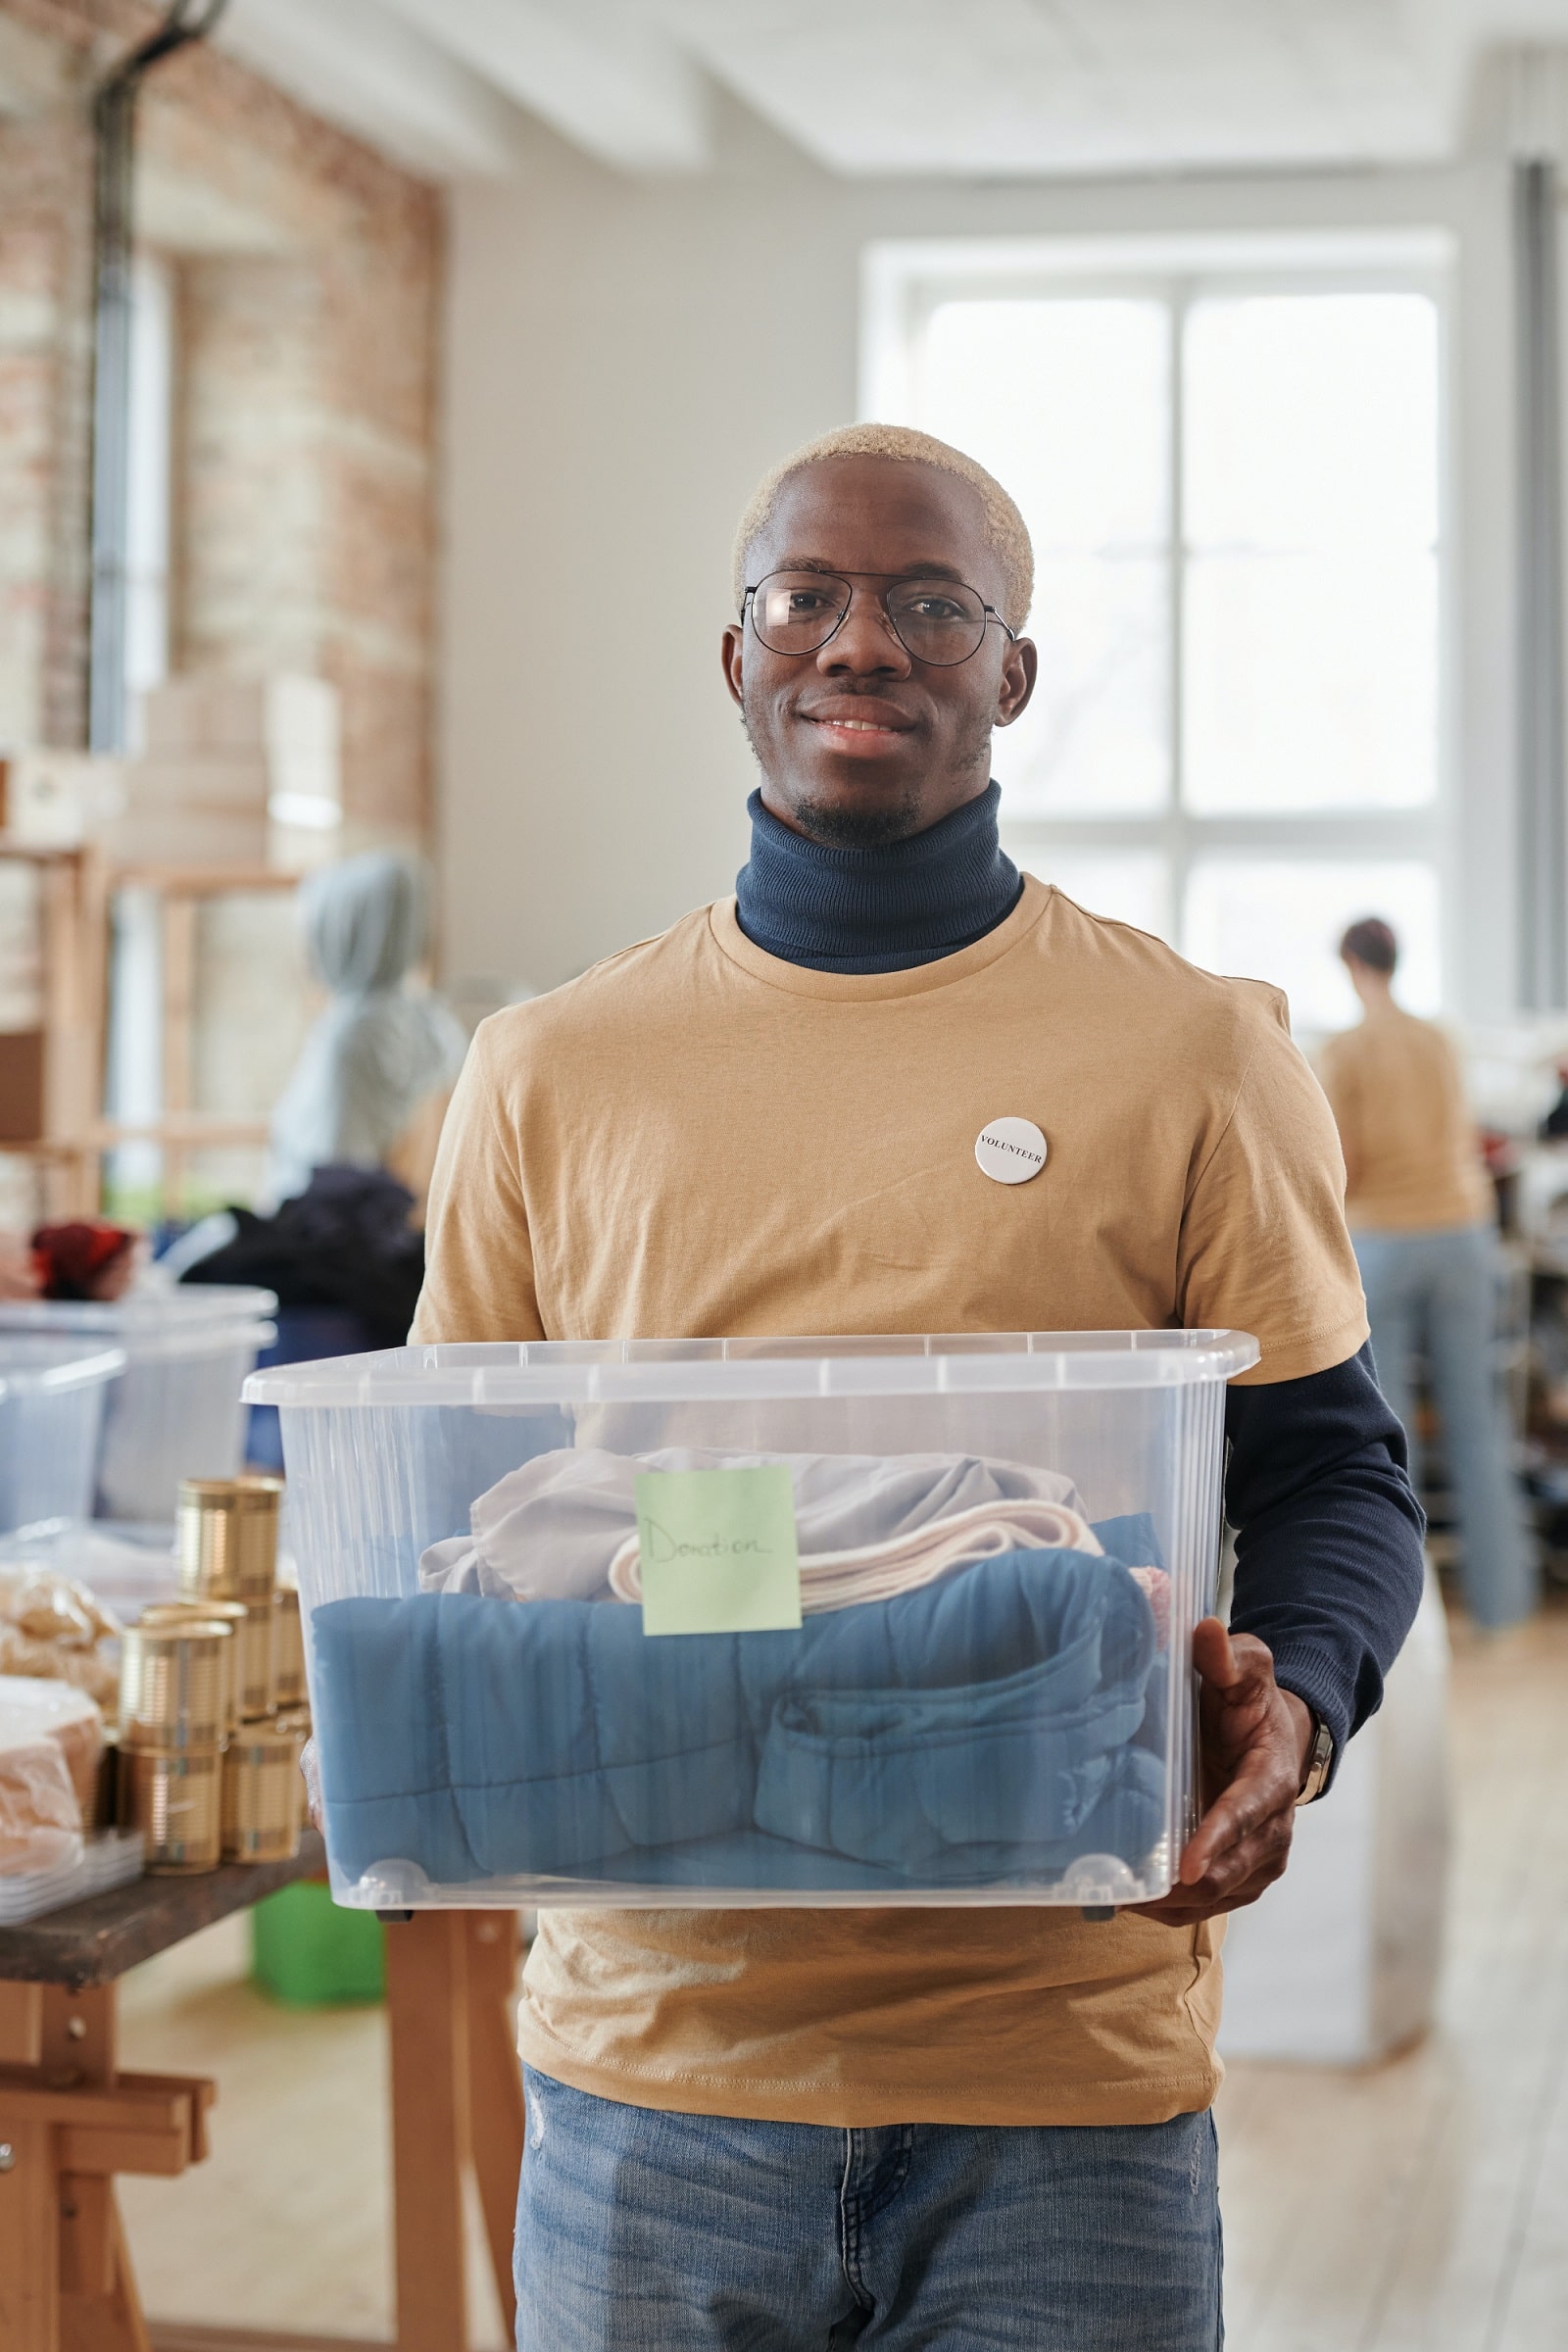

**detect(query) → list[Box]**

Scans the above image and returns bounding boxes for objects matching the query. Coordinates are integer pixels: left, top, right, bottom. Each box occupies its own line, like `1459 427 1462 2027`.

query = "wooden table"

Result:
0 1836 526 2352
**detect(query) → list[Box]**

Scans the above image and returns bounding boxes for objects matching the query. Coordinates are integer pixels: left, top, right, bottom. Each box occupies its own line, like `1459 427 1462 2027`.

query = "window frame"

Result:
861 231 1457 1011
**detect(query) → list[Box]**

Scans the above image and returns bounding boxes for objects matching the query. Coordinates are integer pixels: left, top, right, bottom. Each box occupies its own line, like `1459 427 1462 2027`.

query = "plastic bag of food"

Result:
0 1679 102 1874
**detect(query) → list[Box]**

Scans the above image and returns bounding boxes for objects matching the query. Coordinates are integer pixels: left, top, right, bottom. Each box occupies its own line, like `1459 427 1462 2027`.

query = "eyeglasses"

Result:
743 570 1016 667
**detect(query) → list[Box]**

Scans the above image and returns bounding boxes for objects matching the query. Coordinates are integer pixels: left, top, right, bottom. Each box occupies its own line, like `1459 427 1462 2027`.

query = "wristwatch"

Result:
1296 1710 1335 1806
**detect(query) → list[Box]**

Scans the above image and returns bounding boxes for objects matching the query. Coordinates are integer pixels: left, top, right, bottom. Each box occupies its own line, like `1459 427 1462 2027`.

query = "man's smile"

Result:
796 697 916 753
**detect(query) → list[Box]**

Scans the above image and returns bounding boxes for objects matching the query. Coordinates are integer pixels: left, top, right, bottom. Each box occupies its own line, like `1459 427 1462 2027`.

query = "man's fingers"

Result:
1131 1844 1291 1925
1179 1750 1298 1882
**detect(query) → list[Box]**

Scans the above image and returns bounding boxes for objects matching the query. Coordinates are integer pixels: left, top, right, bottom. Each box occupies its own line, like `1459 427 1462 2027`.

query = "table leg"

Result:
464 1916 524 2337
0 2117 60 2352
386 1913 470 2352
60 2191 150 2352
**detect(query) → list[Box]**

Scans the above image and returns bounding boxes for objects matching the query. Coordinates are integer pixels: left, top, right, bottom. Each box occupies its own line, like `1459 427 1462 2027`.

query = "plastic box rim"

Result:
245 1328 1261 1406
0 1341 126 1399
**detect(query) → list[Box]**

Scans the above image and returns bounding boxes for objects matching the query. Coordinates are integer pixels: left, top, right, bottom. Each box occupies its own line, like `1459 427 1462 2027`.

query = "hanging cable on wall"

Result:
87 0 229 756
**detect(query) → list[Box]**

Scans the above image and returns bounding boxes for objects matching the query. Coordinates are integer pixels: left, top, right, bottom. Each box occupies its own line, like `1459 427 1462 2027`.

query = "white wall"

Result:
438 101 1522 1013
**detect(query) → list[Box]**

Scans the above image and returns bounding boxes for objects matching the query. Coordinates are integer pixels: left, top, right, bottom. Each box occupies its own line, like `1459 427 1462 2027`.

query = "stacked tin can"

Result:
119 1475 307 1869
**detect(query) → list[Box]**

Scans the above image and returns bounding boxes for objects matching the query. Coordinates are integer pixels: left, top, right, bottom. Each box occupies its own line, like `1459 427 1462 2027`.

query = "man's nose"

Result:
816 586 909 675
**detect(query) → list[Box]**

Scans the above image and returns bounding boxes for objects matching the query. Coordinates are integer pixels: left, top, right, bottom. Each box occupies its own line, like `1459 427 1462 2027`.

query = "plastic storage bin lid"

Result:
0 1295 274 1364
246 1328 1260 1407
0 1282 276 1333
0 1338 126 1399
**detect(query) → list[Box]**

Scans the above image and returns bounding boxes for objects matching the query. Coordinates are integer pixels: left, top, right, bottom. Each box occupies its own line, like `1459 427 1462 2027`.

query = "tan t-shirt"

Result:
1317 1002 1491 1235
414 878 1368 2127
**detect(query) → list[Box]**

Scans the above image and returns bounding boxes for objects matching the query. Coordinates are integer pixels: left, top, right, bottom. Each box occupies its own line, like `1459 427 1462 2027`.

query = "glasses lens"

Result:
751 572 852 655
886 579 988 664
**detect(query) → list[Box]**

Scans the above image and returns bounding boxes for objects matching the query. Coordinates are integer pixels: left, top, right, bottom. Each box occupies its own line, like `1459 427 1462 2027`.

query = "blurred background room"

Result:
0 3 1566 2347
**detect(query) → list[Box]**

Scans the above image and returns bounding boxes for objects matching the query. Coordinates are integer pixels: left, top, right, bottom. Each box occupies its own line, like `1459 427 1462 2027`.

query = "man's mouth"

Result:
798 706 914 750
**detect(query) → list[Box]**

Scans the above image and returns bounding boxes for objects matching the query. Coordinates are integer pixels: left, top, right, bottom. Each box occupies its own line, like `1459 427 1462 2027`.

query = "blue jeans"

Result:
1355 1223 1537 1628
514 2068 1223 2349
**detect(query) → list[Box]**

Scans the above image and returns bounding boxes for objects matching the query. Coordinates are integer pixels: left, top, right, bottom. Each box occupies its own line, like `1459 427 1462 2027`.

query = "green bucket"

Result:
251 1879 386 2007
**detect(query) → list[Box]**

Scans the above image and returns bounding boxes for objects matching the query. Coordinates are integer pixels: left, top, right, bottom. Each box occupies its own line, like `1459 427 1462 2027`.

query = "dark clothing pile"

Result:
181 1166 424 1351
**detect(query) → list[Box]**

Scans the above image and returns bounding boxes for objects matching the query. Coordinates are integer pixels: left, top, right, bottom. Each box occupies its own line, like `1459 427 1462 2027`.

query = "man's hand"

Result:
1130 1617 1314 1927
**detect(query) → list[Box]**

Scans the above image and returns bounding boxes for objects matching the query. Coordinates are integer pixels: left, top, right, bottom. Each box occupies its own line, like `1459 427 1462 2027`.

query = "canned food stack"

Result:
118 1616 228 1872
118 1475 306 1869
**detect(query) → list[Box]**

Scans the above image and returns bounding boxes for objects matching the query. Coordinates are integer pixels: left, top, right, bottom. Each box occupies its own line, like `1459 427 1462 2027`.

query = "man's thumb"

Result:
1192 1615 1239 1688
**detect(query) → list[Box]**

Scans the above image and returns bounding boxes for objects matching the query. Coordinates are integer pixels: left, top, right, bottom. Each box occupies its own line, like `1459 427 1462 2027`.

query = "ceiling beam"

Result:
217 0 536 179
375 0 710 172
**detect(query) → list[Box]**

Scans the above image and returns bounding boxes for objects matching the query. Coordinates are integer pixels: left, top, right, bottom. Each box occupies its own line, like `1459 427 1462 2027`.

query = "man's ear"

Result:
995 635 1038 728
721 622 746 710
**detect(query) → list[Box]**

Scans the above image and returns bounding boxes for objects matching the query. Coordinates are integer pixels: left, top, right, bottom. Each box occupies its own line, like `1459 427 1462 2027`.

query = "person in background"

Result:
174 853 469 1452
1319 917 1536 1630
265 849 467 1214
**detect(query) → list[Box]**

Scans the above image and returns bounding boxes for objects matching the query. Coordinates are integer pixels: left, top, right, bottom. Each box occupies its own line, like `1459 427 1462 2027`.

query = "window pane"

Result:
994 554 1168 815
1185 294 1439 552
1183 859 1441 1033
920 299 1169 549
1004 843 1171 941
1184 550 1437 812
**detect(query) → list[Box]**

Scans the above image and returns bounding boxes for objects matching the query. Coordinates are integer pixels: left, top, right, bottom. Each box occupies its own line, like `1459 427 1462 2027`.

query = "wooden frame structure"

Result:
0 1841 525 2351
0 840 303 1220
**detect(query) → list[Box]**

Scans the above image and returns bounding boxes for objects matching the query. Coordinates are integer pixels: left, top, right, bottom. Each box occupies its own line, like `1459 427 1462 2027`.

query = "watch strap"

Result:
1296 1710 1335 1806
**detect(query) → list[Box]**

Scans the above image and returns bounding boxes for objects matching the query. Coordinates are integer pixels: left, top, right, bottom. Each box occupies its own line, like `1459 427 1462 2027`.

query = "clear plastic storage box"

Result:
0 1340 125 1533
0 1289 275 1521
246 1331 1258 1910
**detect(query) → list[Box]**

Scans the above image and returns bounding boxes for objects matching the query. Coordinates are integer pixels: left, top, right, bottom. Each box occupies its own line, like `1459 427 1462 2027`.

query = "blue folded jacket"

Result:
310 1519 1171 1893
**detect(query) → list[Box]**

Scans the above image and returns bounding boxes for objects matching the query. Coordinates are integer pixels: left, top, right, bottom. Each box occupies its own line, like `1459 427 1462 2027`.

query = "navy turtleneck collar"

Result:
734 781 1023 974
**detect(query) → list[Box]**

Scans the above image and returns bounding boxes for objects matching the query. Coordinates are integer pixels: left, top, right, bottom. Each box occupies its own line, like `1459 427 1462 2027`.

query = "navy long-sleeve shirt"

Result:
736 782 1427 1774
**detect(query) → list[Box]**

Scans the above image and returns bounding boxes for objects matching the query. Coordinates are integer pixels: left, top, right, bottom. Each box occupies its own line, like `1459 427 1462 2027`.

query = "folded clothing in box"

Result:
311 1521 1168 1893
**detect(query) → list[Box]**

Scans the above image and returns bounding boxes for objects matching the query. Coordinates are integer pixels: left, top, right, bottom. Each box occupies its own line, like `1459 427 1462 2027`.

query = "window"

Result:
863 236 1448 1031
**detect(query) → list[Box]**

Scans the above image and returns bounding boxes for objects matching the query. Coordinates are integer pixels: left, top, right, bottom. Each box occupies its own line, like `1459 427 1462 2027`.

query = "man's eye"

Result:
787 592 833 615
906 596 965 622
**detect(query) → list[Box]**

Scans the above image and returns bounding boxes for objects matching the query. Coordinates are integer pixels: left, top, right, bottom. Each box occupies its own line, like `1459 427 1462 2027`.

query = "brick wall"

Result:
0 40 94 751
0 0 443 838
0 0 444 1220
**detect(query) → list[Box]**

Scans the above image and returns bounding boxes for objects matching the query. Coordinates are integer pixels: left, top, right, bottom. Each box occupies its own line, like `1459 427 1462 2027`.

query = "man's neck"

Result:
734 780 1022 975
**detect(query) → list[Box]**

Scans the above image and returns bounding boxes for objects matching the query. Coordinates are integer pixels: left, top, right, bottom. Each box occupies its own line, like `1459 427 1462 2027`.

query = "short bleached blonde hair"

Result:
732 422 1034 631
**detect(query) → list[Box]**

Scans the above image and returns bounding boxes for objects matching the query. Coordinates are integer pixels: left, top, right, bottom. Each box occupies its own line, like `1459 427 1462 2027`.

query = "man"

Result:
416 423 1424 2349
1320 915 1533 1629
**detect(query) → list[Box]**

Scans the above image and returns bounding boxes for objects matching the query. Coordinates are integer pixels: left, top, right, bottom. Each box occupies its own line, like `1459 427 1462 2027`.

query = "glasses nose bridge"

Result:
823 577 907 664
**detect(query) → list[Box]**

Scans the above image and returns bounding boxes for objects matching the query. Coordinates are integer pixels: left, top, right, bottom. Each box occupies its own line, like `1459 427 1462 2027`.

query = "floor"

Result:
116 1606 1568 2350
1215 1605 1568 2352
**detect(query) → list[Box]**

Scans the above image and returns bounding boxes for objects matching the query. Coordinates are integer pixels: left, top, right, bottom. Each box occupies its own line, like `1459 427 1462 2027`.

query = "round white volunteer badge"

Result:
975 1116 1048 1185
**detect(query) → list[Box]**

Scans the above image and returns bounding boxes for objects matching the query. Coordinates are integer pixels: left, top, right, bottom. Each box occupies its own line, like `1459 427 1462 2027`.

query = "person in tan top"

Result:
415 424 1424 2349
1320 918 1535 1630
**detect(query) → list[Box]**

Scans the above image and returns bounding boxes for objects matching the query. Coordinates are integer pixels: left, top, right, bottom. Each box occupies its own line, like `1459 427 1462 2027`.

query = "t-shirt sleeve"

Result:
411 1021 545 1344
1176 995 1368 1387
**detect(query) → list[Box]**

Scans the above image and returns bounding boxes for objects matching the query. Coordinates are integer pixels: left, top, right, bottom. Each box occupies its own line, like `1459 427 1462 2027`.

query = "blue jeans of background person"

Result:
1354 1222 1536 1628
514 2067 1223 2350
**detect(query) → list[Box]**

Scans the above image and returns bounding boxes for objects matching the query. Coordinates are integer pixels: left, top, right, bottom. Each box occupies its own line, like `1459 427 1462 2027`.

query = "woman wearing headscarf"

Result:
266 850 467 1210
179 853 468 1370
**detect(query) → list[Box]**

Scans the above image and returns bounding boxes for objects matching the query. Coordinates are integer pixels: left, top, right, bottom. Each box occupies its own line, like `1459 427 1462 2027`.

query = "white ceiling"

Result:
215 0 1568 182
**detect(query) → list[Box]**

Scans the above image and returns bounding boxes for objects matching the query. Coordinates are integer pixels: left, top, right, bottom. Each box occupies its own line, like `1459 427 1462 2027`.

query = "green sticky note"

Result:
635 1466 802 1637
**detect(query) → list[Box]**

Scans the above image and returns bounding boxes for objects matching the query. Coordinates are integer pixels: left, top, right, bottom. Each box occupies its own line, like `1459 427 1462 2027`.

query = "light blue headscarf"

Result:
266 852 467 1205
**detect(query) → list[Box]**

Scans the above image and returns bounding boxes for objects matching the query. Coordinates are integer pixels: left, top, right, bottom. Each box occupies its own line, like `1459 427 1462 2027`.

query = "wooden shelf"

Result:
108 864 303 896
0 840 303 1214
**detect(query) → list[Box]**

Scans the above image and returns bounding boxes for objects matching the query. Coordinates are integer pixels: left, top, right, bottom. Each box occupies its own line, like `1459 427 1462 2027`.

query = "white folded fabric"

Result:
420 1446 1091 1604
606 1494 1101 1613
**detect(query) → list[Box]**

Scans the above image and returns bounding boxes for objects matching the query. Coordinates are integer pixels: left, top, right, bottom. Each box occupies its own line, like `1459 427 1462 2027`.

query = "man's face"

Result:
722 455 1037 847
